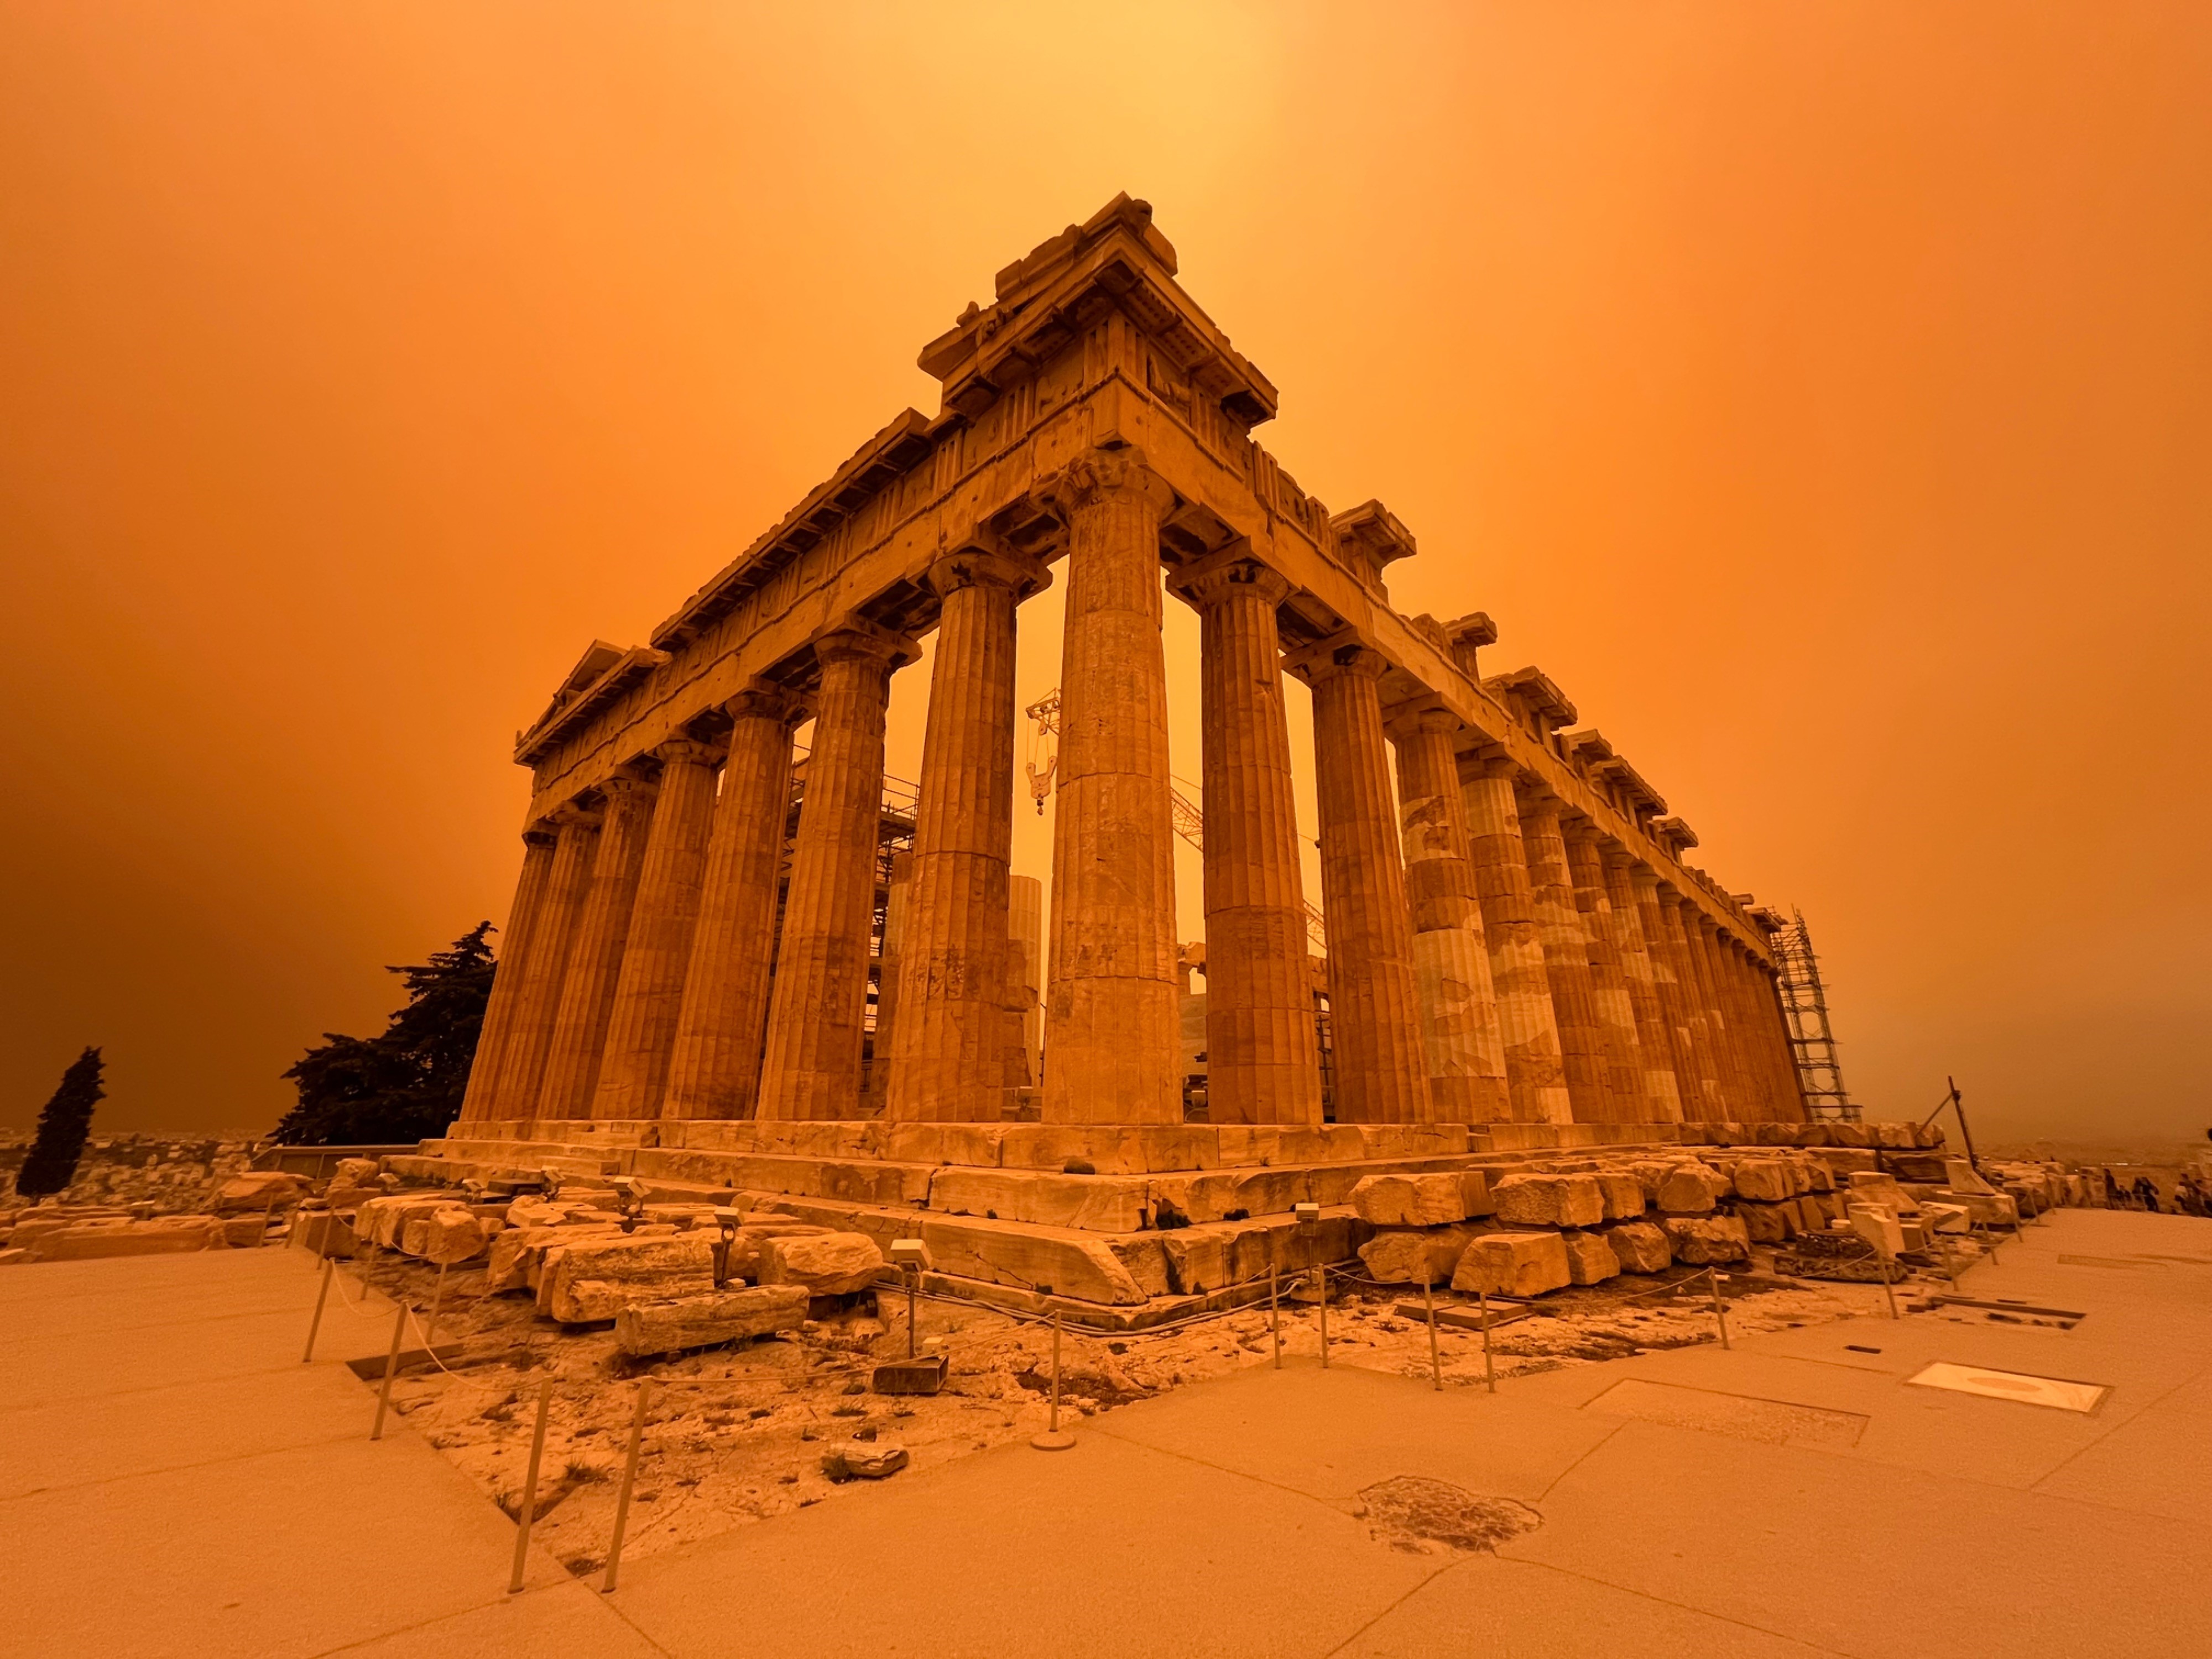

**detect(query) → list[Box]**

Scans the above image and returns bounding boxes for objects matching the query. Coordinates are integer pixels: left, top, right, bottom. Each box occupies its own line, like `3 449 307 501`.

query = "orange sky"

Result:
3 3 2207 1145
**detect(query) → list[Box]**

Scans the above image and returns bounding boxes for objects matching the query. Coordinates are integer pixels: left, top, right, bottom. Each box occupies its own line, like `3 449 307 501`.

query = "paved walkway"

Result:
3 1209 2206 1657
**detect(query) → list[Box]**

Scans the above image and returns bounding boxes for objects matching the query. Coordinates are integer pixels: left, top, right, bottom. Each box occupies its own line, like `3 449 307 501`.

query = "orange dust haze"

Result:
3 3 2207 1146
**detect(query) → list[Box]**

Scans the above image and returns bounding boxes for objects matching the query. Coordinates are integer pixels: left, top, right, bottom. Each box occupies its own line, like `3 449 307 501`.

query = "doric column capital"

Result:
925 539 1051 603
813 620 920 674
1381 703 1462 745
521 825 560 849
546 799 603 831
1039 445 1176 522
654 738 723 770
721 680 801 727
1284 630 1389 687
597 769 656 806
1166 546 1294 612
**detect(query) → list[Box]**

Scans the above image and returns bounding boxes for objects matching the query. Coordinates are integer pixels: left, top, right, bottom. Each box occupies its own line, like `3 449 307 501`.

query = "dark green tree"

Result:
272 923 496 1146
17 1046 106 1199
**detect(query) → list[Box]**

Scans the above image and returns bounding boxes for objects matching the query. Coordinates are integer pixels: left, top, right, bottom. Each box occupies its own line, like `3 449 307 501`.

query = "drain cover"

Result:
1907 1362 2107 1413
1357 1477 1541 1554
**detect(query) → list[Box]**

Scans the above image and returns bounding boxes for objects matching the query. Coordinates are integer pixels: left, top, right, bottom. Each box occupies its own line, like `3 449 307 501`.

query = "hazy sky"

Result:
4 3 2206 1145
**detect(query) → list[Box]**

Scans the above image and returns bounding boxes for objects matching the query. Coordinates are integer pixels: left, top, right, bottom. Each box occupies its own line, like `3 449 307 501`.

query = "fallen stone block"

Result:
219 1214 269 1247
292 1211 357 1257
1451 1231 1572 1298
1350 1173 1472 1228
1655 1166 1724 1214
1597 1174 1646 1221
1730 1160 1794 1203
1561 1231 1619 1286
32 1218 227 1261
1606 1220 1672 1273
1658 1215 1751 1265
332 1157 382 1185
213 1171 309 1213
1491 1174 1604 1229
1358 1224 1484 1286
614 1285 810 1355
421 1207 489 1265
759 1232 884 1296
1846 1172 1921 1215
822 1439 908 1480
540 1235 717 1323
1736 1201 1793 1244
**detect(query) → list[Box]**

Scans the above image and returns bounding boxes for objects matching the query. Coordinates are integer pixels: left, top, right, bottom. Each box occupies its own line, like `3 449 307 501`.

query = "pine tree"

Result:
272 924 497 1146
17 1046 106 1199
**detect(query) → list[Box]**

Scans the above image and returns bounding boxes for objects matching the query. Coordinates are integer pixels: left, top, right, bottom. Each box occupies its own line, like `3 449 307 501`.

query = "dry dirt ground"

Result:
343 1249 1898 1580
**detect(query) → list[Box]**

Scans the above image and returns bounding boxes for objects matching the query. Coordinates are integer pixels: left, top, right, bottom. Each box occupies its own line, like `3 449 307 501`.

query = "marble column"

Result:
1303 641 1431 1124
534 771 658 1119
1688 915 1752 1119
492 806 599 1121
1171 552 1321 1126
1727 938 1791 1121
1460 759 1572 1124
1563 821 1647 1121
863 852 911 1115
662 687 799 1120
757 627 907 1121
457 827 558 1124
1516 787 1611 1124
1754 961 1811 1121
1656 888 1727 1120
1609 854 1687 1121
588 740 722 1120
1390 709 1510 1124
886 546 1044 1123
1039 447 1183 1125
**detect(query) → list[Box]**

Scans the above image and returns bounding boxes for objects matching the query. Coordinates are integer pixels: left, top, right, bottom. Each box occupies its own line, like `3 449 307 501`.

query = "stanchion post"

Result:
1030 1308 1076 1451
1317 1266 1330 1370
302 1253 335 1364
1876 1250 1900 1320
369 1301 408 1440
1269 1265 1281 1370
508 1378 554 1594
1710 1270 1731 1349
602 1379 652 1594
1423 1274 1441 1391
1480 1287 1496 1393
907 1264 919 1360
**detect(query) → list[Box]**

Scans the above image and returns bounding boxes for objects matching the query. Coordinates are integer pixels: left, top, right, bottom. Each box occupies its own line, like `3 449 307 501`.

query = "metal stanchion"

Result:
302 1254 335 1364
1423 1275 1442 1391
508 1378 554 1594
602 1380 652 1594
1710 1270 1731 1350
1875 1251 1900 1320
1031 1310 1075 1451
1269 1265 1282 1370
1939 1231 1961 1290
369 1302 408 1440
1317 1266 1331 1370
259 1192 276 1246
1479 1288 1496 1393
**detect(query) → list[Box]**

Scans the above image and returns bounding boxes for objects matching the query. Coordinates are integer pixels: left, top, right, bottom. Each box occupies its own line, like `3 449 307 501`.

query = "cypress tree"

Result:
272 923 497 1146
17 1046 106 1199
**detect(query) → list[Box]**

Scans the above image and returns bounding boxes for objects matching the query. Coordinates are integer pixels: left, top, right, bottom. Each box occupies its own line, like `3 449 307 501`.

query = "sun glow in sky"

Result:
3 3 2207 1142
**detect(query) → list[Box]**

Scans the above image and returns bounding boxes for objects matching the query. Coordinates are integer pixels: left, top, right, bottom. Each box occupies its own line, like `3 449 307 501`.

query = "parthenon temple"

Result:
429 196 1836 1311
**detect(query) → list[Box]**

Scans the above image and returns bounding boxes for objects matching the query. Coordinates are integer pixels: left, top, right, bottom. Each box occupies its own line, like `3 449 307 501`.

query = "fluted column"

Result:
1301 641 1431 1124
1721 936 1785 1120
1754 961 1811 1121
887 546 1045 1123
588 740 722 1120
1563 821 1646 1121
457 827 558 1124
492 806 599 1120
1461 759 1572 1124
863 852 911 1115
1517 787 1610 1124
757 627 907 1121
535 773 658 1119
1656 887 1726 1119
663 686 799 1120
1170 552 1321 1126
1687 914 1752 1119
1039 448 1182 1125
1390 710 1510 1124
1607 852 1686 1121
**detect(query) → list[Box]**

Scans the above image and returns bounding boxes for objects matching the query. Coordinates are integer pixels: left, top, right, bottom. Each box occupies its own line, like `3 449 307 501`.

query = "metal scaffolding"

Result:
1769 908 1860 1120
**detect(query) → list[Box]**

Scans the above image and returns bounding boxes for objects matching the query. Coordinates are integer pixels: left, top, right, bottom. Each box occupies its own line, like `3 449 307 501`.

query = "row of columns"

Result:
460 444 1803 1131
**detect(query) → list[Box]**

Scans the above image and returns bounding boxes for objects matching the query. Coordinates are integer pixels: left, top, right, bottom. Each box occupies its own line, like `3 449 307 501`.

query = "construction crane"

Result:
1024 688 1327 950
